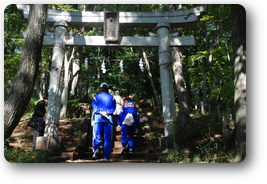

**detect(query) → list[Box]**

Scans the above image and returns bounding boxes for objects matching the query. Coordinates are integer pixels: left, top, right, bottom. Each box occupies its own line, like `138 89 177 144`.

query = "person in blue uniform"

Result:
117 100 140 155
92 82 116 161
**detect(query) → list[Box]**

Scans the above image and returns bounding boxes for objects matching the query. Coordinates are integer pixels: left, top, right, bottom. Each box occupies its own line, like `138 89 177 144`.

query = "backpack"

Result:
27 117 38 129
27 117 44 131
122 113 135 126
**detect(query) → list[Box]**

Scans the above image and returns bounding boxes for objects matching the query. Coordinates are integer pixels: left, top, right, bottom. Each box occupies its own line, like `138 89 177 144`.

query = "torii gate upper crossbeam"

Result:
17 4 206 28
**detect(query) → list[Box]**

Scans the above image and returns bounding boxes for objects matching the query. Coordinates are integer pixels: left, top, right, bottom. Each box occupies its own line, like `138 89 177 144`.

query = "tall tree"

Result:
4 5 27 97
135 28 161 112
169 4 191 126
4 4 47 139
60 48 75 118
231 4 246 162
70 5 83 96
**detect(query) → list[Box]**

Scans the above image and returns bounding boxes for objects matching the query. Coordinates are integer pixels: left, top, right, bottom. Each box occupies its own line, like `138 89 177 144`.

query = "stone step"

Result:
140 116 149 122
48 151 76 161
113 132 147 137
113 141 146 148
112 147 148 153
84 146 148 154
115 126 149 131
83 151 158 161
83 152 144 159
66 159 146 163
49 156 69 162
114 141 122 148
114 135 146 141
88 129 147 142
72 116 156 163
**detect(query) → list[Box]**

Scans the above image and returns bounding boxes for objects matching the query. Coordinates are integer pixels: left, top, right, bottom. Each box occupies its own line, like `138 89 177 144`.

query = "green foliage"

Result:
3 4 239 163
163 149 191 163
23 93 41 118
181 4 234 109
221 82 235 108
68 91 83 108
209 88 220 103
56 4 78 11
73 120 86 138
163 111 235 163
163 144 224 163
5 4 236 153
4 4 27 97
195 135 217 155
4 139 56 163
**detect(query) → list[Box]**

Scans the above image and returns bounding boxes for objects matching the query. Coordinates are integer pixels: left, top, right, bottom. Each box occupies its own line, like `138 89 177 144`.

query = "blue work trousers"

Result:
121 124 135 149
93 122 113 158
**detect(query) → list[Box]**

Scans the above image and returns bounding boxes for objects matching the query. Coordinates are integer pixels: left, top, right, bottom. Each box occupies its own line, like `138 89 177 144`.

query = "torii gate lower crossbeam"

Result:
43 35 195 47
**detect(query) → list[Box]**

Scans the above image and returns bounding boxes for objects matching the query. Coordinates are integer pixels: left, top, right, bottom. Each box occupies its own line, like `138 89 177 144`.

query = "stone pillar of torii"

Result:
17 4 206 149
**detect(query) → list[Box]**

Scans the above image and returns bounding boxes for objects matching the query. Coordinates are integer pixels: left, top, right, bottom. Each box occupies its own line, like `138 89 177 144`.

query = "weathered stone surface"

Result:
44 21 68 137
35 136 63 150
157 23 176 126
43 36 195 47
17 4 206 28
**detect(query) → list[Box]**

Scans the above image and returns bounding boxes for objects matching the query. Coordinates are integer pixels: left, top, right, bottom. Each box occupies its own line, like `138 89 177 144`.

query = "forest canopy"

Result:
4 4 234 113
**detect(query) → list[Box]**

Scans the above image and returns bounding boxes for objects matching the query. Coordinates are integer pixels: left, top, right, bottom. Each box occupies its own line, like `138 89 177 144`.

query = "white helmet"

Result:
100 82 108 88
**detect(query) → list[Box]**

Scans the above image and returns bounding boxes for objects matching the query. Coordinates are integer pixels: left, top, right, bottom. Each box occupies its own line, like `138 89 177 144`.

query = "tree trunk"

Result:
231 4 246 163
200 101 205 115
134 28 161 112
71 49 81 94
202 20 208 114
4 4 47 140
61 53 69 103
202 72 207 114
217 105 221 123
169 4 191 126
97 47 101 87
171 46 191 126
35 77 43 100
70 4 84 96
60 48 75 118
219 5 233 81
141 48 161 112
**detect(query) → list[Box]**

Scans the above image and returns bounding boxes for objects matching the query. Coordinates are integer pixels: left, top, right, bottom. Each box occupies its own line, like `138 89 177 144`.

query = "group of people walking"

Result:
29 82 140 162
91 82 140 162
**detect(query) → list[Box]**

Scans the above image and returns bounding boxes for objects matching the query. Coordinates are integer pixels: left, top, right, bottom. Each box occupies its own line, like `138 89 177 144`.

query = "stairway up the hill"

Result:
113 127 146 153
50 102 165 163
82 112 161 162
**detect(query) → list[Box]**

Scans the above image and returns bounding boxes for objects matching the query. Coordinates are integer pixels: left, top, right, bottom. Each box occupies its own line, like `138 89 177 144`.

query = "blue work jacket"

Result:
92 92 116 124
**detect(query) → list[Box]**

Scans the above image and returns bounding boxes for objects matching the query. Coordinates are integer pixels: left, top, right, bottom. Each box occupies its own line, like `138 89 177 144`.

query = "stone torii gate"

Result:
17 4 206 149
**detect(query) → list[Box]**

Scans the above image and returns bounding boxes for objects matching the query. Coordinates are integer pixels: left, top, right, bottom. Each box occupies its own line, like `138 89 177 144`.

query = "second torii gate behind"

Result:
17 5 206 149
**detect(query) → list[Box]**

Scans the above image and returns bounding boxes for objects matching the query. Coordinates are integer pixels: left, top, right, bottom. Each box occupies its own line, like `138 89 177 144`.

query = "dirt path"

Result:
9 118 85 151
